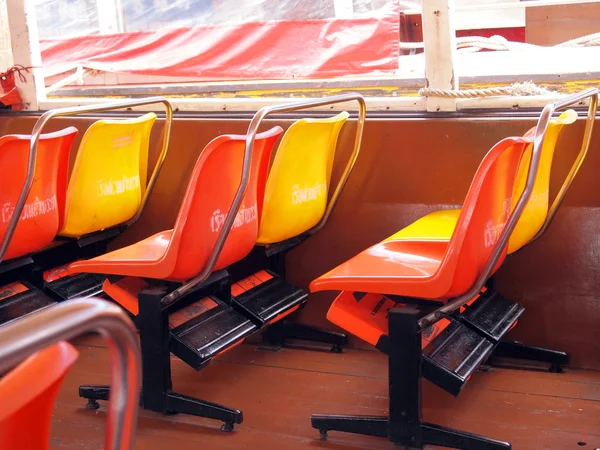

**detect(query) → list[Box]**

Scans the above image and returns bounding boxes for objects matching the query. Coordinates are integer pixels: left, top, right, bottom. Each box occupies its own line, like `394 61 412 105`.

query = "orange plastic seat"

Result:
67 127 284 281
0 341 79 450
0 128 78 261
311 136 531 302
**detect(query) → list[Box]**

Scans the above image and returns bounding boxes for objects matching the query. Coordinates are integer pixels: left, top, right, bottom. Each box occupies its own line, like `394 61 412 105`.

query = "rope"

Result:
0 64 36 83
419 81 556 98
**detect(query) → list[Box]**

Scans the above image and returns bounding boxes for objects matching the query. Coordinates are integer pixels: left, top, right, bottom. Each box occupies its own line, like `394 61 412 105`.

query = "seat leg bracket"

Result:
488 339 569 372
311 306 512 449
262 320 347 353
79 385 243 430
79 286 244 431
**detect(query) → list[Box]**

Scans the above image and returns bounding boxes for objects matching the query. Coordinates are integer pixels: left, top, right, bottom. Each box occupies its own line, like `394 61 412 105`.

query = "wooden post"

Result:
421 0 458 112
97 0 125 34
333 0 354 19
6 0 44 110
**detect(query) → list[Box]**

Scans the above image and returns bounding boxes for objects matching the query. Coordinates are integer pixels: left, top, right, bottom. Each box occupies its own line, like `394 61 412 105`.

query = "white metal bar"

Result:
421 0 459 112
6 0 45 110
45 66 93 95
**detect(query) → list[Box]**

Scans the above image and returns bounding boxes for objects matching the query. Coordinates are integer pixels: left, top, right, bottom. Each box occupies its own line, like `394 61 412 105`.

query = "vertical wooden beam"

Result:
421 0 458 112
333 0 354 19
97 0 125 34
6 0 44 110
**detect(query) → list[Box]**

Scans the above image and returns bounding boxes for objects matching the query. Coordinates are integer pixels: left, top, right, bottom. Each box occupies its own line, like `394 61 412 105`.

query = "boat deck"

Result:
51 334 600 449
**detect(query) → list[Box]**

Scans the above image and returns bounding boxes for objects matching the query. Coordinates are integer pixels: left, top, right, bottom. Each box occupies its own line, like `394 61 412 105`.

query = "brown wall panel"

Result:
1 112 599 369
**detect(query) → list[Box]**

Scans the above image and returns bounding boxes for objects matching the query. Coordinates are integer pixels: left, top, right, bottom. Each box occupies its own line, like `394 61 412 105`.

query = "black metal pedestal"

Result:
78 287 243 431
489 339 569 372
311 307 512 449
263 320 348 353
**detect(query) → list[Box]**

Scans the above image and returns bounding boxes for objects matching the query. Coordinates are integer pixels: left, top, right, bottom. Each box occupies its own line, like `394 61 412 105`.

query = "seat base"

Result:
310 306 514 449
79 385 242 432
0 281 56 327
314 298 569 449
45 272 106 300
312 415 511 449
231 270 308 325
0 256 34 285
169 296 258 370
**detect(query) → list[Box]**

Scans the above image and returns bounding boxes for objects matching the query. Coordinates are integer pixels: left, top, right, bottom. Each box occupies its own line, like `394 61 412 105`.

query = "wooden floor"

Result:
50 334 600 450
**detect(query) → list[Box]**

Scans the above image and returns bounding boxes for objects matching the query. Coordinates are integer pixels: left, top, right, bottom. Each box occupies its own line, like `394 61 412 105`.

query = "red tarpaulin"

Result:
39 17 400 81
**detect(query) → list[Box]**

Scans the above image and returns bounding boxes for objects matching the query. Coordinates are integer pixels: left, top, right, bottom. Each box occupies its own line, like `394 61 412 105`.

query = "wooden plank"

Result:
5 0 45 110
526 2 600 46
52 343 600 450
421 0 458 112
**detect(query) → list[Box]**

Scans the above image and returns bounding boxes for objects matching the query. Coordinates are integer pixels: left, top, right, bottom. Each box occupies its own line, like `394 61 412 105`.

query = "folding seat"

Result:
67 126 285 430
228 111 356 351
0 128 78 327
309 89 598 450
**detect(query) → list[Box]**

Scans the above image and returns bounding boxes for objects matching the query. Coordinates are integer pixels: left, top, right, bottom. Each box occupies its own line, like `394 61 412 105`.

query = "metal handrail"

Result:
162 93 366 306
0 96 174 263
418 88 598 330
528 88 598 244
0 297 141 450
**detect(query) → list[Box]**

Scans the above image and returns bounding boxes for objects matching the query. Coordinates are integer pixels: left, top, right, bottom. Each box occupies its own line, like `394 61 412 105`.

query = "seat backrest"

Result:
59 112 157 238
160 126 284 281
507 109 577 253
435 137 531 298
0 128 78 261
0 341 78 450
257 112 349 244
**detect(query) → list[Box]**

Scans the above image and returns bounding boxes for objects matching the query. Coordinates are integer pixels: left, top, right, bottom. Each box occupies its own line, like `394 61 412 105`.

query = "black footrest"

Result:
0 282 56 327
170 296 258 370
460 291 524 342
231 272 307 325
423 319 494 396
46 273 106 300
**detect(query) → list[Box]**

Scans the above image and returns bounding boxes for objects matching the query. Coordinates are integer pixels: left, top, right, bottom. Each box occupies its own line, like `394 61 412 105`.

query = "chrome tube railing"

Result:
0 97 173 264
162 93 366 306
418 89 598 330
529 88 598 243
0 297 141 450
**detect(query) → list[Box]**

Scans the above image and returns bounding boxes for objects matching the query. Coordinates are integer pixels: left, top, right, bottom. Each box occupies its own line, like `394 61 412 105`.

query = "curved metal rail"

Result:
418 88 598 330
162 93 366 306
529 88 598 244
0 297 141 450
0 96 174 263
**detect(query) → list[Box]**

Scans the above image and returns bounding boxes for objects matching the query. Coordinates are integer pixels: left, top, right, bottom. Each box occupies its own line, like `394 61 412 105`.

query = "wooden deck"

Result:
51 334 600 450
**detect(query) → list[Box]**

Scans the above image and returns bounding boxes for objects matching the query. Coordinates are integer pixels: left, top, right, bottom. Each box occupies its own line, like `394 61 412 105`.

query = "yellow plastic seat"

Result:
58 113 157 238
257 111 349 244
390 109 577 254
